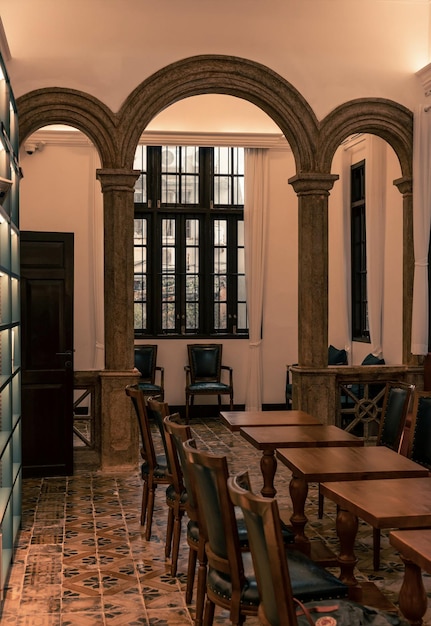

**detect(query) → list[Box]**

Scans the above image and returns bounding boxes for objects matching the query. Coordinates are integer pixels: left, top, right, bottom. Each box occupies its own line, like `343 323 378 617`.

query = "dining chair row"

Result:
134 343 234 422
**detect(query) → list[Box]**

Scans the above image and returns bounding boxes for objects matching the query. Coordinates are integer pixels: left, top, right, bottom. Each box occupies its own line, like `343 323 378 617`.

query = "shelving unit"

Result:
0 52 21 600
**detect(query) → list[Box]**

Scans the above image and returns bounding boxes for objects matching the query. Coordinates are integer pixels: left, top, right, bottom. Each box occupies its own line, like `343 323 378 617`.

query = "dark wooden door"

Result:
20 232 74 477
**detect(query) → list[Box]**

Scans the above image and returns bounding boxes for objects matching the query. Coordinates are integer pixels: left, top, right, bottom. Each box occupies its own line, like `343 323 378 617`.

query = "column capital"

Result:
96 168 140 193
288 173 339 196
394 175 412 196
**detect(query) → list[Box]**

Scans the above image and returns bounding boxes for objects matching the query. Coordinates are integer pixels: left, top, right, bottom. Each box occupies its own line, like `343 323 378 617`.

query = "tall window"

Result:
351 160 369 341
133 145 247 337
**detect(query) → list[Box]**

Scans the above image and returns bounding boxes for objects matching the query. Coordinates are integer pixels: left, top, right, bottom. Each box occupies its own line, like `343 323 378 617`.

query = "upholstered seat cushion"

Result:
287 548 348 601
206 545 347 608
166 484 188 505
137 382 163 393
187 382 231 393
141 455 169 479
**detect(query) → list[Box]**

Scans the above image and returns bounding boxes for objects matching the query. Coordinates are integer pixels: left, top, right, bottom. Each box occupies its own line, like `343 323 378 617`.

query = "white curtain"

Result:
341 147 352 358
366 135 387 357
244 148 269 410
411 105 431 355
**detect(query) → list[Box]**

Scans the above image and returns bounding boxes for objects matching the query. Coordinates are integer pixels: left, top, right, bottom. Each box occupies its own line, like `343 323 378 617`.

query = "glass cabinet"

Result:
0 52 21 600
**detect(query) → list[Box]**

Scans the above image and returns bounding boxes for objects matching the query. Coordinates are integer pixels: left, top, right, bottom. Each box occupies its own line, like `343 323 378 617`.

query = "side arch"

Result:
16 87 119 167
117 55 319 172
318 98 413 178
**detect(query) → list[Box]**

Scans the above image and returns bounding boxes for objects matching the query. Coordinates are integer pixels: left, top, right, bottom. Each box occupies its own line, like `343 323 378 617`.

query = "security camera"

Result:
24 141 45 155
24 142 37 155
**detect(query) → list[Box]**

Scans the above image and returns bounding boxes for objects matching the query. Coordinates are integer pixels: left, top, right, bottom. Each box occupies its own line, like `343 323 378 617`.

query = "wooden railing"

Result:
73 371 101 469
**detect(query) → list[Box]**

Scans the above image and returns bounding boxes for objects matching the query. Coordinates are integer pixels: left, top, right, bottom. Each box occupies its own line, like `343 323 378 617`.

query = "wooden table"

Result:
240 424 363 498
320 477 431 604
219 409 321 431
389 529 431 626
276 446 429 565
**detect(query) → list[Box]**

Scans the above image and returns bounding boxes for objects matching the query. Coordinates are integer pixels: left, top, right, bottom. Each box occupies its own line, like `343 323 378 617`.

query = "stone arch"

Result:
117 55 319 172
16 87 118 167
318 98 413 178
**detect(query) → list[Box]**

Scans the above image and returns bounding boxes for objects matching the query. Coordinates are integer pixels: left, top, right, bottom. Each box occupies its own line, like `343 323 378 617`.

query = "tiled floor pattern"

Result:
1 417 431 625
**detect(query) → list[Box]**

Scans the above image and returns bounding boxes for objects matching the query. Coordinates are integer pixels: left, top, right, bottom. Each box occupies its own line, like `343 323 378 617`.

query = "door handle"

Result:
56 350 74 356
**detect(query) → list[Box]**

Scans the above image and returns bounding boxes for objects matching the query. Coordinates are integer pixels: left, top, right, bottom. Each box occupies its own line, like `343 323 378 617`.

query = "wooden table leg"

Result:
398 556 427 626
260 448 277 498
289 474 310 555
335 505 362 600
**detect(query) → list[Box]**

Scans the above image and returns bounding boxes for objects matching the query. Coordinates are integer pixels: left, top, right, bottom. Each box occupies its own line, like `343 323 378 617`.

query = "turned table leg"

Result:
335 505 362 601
260 448 277 498
289 474 310 555
398 556 427 626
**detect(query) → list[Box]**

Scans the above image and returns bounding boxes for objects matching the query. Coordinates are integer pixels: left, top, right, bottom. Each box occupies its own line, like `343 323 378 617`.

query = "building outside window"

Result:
133 145 247 338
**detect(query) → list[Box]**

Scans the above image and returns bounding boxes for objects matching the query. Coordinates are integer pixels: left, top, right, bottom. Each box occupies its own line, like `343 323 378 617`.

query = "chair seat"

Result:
206 546 347 610
138 382 163 393
287 548 348 601
166 484 188 505
141 454 169 479
187 382 231 393
206 556 260 607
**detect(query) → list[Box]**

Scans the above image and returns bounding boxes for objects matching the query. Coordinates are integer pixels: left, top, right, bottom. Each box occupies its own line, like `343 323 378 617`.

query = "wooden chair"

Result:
228 471 409 626
147 397 186 575
163 415 207 626
134 345 164 400
125 385 171 540
185 344 233 422
183 440 348 626
406 389 431 470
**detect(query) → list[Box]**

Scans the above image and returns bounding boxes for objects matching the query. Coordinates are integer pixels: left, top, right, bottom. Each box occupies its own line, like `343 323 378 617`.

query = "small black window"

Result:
351 160 369 342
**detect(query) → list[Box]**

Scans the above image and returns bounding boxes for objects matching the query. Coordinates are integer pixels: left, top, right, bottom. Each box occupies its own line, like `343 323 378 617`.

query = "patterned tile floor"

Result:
1 417 431 625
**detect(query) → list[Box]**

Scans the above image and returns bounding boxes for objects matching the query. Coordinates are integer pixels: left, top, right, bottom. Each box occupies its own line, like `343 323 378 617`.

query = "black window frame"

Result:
133 145 248 339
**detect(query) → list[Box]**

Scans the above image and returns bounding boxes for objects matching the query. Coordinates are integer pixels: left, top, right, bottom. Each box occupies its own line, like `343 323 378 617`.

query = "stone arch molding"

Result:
16 55 413 177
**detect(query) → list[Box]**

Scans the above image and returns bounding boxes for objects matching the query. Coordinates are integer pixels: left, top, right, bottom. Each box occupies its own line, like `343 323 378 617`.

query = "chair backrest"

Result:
228 471 298 626
407 390 431 470
183 439 245 602
327 344 348 365
188 344 222 382
146 397 171 470
134 345 158 382
125 384 158 469
377 381 414 451
159 412 184 496
163 415 197 519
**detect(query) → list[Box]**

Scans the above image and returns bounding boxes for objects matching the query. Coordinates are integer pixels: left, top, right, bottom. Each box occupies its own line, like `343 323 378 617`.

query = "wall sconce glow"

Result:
0 214 5 224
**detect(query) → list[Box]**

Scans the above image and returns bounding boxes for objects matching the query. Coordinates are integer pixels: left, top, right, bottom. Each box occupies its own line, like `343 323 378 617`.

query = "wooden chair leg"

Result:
373 526 381 570
186 544 197 604
141 480 149 526
195 538 207 626
318 485 324 519
165 507 174 558
170 509 184 577
145 487 156 541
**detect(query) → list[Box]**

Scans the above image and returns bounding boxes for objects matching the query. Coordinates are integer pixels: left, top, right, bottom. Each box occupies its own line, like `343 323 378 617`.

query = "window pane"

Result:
162 302 176 330
133 217 148 331
238 303 247 329
238 274 246 301
186 219 199 330
214 175 230 205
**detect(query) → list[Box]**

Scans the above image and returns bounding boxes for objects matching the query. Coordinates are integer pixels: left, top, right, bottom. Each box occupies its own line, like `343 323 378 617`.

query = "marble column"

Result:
287 173 339 420
394 176 420 368
96 168 141 469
